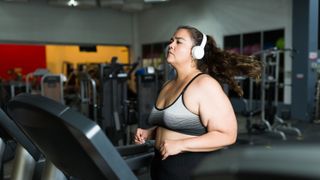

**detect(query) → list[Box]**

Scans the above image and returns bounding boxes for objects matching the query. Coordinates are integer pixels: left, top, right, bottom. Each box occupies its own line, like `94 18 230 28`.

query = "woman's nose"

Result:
168 43 174 50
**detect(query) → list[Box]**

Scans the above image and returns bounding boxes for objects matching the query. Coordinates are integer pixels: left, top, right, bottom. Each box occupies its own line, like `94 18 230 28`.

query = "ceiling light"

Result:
67 0 79 6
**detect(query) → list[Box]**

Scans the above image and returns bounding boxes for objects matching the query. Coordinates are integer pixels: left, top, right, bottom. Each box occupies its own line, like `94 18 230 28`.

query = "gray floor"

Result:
235 113 320 146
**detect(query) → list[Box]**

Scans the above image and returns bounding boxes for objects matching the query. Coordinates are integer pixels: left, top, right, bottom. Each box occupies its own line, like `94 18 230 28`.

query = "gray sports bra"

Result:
148 73 207 136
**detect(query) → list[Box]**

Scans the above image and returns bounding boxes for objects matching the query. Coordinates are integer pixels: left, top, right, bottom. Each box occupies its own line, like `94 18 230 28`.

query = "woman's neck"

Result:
175 68 201 82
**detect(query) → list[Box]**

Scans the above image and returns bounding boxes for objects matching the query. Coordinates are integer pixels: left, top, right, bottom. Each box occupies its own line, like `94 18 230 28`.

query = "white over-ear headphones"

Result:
191 32 207 60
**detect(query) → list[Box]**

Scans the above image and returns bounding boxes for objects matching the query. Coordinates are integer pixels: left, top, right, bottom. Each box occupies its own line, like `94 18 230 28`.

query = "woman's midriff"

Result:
155 126 197 150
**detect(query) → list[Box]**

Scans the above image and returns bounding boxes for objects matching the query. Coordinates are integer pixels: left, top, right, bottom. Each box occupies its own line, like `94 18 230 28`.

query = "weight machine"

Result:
78 71 98 123
99 61 138 145
245 47 301 140
41 74 66 104
136 67 159 129
313 77 320 122
25 68 50 95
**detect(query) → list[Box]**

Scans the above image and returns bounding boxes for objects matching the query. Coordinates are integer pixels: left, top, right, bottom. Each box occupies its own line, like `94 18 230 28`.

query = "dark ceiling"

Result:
40 0 173 12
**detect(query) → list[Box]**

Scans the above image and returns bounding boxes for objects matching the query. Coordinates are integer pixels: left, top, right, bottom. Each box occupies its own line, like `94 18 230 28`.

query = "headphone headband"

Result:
200 32 207 48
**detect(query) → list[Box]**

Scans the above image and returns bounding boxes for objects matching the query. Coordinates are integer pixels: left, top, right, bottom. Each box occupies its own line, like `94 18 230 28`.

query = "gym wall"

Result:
46 45 129 74
137 0 291 48
0 44 46 80
0 2 133 45
0 44 129 80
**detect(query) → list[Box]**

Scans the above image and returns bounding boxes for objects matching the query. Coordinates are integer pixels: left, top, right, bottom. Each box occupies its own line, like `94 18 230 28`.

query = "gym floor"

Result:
235 114 320 147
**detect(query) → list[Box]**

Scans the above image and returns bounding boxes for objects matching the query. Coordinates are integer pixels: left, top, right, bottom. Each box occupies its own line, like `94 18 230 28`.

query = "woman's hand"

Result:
134 128 152 144
159 139 184 160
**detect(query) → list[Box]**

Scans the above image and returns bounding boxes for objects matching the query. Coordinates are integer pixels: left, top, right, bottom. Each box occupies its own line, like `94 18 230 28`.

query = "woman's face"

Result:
167 28 194 66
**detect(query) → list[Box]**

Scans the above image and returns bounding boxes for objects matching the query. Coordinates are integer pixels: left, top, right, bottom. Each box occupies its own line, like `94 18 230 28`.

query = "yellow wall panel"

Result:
46 45 129 74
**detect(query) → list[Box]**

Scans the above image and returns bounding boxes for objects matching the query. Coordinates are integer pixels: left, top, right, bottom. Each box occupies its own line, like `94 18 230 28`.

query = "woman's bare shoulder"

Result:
194 74 221 90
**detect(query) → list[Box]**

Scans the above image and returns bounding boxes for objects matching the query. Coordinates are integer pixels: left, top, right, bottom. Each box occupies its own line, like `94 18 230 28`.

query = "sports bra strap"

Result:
181 73 205 94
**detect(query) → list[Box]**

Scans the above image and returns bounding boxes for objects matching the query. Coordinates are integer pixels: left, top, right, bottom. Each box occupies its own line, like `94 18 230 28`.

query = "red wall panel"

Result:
0 44 46 80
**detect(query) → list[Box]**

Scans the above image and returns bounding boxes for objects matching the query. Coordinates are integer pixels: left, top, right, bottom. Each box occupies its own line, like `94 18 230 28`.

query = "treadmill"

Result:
7 93 154 180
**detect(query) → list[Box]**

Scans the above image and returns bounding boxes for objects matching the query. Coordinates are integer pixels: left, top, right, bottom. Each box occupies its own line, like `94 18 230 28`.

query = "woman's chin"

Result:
166 57 174 63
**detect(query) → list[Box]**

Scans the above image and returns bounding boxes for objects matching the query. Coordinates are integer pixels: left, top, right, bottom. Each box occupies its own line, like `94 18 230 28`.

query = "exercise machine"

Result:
78 71 98 123
99 61 138 145
136 66 159 129
247 48 302 140
313 78 320 122
0 108 41 180
7 93 154 180
0 108 66 180
25 68 50 95
41 73 66 104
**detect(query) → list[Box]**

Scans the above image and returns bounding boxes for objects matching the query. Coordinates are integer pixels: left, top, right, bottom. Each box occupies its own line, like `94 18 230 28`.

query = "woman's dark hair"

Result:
177 25 262 96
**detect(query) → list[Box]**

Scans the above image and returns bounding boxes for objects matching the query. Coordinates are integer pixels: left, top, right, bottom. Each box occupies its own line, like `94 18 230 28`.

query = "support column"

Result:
130 13 141 63
291 0 318 121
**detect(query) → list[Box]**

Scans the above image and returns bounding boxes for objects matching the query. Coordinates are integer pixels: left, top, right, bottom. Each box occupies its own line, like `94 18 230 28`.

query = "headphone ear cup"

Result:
192 46 205 59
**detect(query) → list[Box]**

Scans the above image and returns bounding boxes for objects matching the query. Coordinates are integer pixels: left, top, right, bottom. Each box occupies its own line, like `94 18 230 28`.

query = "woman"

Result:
135 25 261 180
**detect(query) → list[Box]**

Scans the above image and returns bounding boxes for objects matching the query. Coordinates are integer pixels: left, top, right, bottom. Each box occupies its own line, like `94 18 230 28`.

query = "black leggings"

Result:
150 149 214 180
